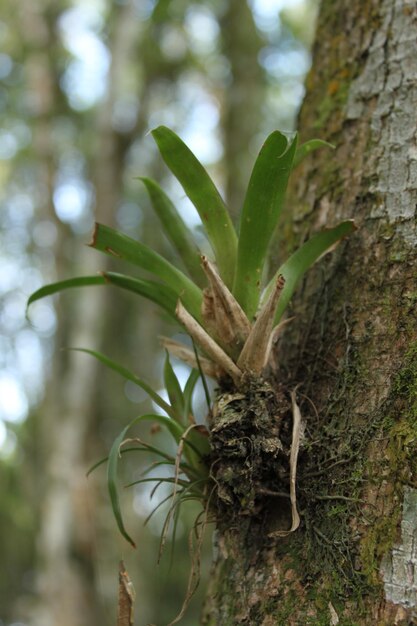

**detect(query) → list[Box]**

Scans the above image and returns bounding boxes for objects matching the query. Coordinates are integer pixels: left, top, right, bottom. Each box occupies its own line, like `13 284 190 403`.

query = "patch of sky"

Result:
178 79 222 164
185 6 220 56
0 292 27 334
259 46 310 79
250 0 307 33
249 0 283 32
164 178 202 231
0 130 18 160
4 193 34 226
160 24 187 61
25 301 57 338
0 53 13 80
134 0 157 21
0 420 6 449
53 179 94 225
59 5 110 110
0 372 28 424
0 259 24 293
15 330 45 401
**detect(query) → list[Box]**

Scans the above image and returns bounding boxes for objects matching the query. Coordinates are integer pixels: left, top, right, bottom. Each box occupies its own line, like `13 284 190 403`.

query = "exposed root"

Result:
208 377 300 531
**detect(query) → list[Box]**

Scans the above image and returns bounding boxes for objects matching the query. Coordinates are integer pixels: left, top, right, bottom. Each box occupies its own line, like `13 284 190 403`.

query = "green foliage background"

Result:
0 0 319 624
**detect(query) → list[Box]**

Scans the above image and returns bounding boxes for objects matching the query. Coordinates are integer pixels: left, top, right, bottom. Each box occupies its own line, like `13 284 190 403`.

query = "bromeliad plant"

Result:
28 126 354 558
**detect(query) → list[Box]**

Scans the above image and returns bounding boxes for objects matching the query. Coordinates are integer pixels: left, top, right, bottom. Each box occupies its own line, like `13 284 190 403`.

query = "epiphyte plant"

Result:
28 126 355 605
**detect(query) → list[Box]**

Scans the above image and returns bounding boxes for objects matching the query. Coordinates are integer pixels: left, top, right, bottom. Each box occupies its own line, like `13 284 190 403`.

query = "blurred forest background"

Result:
0 0 319 624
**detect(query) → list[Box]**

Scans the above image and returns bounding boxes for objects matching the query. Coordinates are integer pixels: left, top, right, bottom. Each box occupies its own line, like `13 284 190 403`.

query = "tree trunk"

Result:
28 2 141 624
220 0 265 219
202 0 417 624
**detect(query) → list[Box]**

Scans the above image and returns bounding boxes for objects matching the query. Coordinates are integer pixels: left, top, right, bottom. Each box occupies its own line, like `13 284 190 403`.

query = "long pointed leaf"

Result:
140 177 205 286
27 273 179 323
264 221 356 323
27 276 106 313
233 131 298 319
90 223 202 321
69 347 176 419
151 126 237 288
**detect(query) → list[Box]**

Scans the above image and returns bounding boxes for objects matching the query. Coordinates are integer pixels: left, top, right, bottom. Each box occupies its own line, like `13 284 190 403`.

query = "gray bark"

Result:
202 0 417 623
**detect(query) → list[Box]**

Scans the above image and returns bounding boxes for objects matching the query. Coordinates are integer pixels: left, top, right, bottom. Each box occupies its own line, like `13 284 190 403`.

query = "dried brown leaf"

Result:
269 388 301 538
201 256 251 349
118 561 135 626
159 336 219 378
176 300 242 384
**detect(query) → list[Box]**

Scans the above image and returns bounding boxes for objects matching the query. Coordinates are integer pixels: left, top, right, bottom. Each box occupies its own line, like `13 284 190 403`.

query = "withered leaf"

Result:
118 561 135 626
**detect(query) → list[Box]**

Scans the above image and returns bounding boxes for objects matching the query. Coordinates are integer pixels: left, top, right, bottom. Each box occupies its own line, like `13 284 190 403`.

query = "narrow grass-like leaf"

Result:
264 221 356 324
140 177 205 286
107 413 185 547
140 460 202 481
125 476 191 489
27 276 106 313
233 131 298 319
192 341 212 417
90 223 202 321
163 351 185 421
69 347 176 419
151 126 237 288
294 139 334 169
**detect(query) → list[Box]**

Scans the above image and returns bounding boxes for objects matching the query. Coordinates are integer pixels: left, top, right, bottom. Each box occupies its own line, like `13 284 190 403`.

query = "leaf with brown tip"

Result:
201 256 251 352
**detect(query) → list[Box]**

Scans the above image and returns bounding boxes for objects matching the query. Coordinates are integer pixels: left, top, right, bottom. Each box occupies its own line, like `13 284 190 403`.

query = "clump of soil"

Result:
209 377 293 523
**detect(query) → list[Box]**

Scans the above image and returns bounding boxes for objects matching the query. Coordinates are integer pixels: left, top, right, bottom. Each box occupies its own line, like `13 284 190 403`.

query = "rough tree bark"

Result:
203 1 417 624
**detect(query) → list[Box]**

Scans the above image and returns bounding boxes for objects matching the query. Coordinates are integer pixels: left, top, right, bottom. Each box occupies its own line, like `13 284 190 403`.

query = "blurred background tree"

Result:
0 1 318 624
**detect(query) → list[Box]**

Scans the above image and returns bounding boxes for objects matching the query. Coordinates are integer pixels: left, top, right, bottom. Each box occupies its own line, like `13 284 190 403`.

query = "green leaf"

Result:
87 447 139 477
103 272 178 320
163 352 185 421
233 131 298 319
27 273 180 323
69 347 176 419
140 177 205 287
107 413 183 547
125 476 191 489
27 276 106 314
151 126 238 288
264 221 356 323
90 222 203 321
186 427 211 471
294 139 334 169
183 368 200 421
